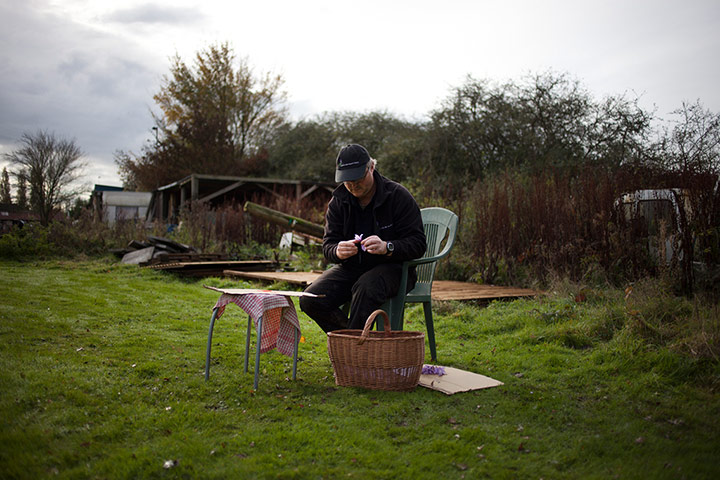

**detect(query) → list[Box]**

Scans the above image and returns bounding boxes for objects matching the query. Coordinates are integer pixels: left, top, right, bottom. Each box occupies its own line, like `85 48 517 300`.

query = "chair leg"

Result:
376 300 391 331
423 301 437 361
205 307 220 381
389 298 405 331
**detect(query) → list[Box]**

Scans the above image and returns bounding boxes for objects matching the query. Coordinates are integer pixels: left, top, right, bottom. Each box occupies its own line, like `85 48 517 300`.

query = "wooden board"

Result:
430 280 537 301
224 270 319 286
223 270 538 301
203 285 323 297
148 260 276 270
144 260 277 278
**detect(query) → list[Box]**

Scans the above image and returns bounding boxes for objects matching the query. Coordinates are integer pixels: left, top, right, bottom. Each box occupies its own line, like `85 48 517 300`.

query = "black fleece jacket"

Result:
323 170 426 269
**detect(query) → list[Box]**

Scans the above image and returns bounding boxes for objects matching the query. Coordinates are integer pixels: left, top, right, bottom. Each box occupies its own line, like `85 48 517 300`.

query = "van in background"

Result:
616 189 689 265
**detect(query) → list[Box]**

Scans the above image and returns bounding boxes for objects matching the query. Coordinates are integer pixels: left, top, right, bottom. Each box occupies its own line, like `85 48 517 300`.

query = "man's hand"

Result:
360 235 388 255
336 239 360 260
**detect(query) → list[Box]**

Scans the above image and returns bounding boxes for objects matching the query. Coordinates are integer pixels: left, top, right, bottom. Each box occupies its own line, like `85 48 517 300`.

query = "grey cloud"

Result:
0 2 164 183
57 51 154 98
104 4 205 25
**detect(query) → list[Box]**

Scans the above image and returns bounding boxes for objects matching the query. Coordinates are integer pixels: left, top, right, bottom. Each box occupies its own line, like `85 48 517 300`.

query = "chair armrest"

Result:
404 245 453 268
398 252 447 283
400 222 457 275
405 256 438 267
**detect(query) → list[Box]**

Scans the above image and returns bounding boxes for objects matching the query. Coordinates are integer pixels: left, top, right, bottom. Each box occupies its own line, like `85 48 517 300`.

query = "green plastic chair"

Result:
381 207 459 361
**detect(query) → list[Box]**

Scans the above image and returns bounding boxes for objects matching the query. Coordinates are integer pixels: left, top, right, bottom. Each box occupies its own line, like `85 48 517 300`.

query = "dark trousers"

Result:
299 263 416 332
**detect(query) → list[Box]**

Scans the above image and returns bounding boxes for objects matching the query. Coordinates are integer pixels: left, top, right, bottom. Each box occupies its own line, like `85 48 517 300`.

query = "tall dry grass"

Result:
417 166 719 295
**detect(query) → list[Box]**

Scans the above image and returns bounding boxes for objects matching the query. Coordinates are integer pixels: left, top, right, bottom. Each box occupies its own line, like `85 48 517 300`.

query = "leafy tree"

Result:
1 168 11 204
325 111 428 184
16 176 28 209
117 43 287 190
267 118 338 181
267 110 426 183
425 72 653 191
4 130 85 225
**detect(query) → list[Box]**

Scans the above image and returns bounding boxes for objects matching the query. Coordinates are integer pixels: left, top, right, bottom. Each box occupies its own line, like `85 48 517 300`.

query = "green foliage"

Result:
16 175 28 209
423 72 652 189
0 167 11 204
226 239 274 261
1 261 719 479
283 244 326 272
0 196 323 263
0 224 55 258
624 279 697 346
266 110 427 183
0 209 159 260
267 118 339 181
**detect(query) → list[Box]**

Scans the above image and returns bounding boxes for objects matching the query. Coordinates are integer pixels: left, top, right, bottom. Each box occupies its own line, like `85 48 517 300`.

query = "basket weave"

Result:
327 309 425 391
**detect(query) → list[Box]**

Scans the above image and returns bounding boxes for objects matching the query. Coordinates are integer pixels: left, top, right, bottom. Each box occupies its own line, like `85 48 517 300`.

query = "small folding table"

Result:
203 286 320 390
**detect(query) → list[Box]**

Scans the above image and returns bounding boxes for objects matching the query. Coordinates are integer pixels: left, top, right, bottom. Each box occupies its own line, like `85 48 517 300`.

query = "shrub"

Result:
0 223 55 258
0 208 160 260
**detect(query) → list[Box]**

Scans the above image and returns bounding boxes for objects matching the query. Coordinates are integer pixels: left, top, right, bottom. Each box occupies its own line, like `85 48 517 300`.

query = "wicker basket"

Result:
327 309 425 391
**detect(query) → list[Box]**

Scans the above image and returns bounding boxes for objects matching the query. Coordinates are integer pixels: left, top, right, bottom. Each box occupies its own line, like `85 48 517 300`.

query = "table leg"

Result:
254 314 263 390
292 328 299 380
205 307 220 381
244 314 251 374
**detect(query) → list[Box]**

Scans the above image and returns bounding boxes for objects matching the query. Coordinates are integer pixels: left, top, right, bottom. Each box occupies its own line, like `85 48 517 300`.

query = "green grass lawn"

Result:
1 259 718 479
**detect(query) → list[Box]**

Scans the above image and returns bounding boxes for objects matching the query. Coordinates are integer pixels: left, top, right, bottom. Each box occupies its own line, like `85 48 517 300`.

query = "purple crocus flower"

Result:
422 365 446 376
354 234 366 251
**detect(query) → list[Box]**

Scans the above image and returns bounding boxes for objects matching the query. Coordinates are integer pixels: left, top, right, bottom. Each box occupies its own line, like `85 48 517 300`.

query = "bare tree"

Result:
4 131 86 225
659 101 720 174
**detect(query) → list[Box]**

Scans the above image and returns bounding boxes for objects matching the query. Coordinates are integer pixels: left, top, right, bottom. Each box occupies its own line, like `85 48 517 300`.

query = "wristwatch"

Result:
386 241 394 255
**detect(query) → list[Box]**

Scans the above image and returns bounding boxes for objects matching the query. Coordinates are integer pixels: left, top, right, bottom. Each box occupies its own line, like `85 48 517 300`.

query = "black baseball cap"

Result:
335 144 371 182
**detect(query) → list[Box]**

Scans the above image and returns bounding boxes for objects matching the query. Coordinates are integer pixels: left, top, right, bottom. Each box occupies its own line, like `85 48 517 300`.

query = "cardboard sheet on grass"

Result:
419 365 503 394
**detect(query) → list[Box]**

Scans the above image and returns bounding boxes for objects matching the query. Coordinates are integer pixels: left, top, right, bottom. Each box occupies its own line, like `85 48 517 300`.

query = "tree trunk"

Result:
243 201 324 238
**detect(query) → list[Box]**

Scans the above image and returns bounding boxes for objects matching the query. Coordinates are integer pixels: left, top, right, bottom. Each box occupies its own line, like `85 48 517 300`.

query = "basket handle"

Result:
358 309 390 345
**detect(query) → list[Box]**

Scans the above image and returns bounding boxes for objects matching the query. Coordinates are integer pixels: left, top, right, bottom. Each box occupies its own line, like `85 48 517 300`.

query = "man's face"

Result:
343 163 374 199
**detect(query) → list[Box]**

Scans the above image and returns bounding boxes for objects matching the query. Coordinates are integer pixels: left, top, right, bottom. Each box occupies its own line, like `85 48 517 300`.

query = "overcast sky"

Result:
1 0 718 190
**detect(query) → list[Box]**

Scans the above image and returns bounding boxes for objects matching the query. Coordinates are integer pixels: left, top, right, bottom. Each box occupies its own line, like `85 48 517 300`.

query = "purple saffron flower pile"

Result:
422 365 446 376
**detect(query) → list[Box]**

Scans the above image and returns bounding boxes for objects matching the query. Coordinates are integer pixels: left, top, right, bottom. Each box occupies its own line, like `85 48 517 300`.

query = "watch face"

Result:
387 242 394 252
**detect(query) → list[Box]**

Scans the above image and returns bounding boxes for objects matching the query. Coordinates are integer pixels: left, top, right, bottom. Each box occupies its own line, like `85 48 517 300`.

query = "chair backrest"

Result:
416 207 459 285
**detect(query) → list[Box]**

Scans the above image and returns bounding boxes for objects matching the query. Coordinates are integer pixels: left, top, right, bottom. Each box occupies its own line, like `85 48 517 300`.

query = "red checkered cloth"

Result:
212 293 300 357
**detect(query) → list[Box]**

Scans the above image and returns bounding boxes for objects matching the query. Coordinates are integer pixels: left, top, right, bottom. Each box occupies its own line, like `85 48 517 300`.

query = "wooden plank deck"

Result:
144 260 276 278
223 270 538 301
224 270 319 286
